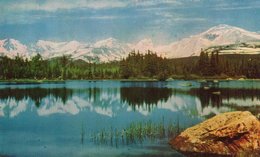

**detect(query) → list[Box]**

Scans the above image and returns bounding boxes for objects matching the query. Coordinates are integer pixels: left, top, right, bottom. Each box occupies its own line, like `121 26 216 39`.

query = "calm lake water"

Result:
0 80 260 157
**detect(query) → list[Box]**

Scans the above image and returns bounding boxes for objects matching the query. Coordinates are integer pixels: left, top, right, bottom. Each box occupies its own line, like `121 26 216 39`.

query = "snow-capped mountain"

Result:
30 38 130 62
87 38 130 62
0 24 260 62
127 24 260 58
0 39 30 58
159 24 260 57
31 40 83 58
132 38 154 53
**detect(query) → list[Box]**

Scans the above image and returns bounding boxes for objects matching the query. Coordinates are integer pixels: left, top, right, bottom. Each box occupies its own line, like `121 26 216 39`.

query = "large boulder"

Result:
170 111 260 156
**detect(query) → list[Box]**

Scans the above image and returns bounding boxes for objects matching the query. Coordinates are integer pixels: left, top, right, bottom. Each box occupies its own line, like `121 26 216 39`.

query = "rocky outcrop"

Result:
170 111 260 156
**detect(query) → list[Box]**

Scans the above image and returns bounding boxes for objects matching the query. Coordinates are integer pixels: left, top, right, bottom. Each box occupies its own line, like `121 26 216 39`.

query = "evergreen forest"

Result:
0 50 259 80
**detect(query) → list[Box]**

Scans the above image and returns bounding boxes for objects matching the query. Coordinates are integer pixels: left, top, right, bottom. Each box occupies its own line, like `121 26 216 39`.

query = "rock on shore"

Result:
170 111 260 156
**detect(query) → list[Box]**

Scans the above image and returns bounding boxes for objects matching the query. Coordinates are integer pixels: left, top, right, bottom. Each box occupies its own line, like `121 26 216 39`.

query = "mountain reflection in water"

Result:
0 81 260 118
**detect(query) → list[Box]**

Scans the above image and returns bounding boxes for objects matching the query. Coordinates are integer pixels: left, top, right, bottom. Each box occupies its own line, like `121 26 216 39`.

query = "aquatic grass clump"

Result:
90 117 184 146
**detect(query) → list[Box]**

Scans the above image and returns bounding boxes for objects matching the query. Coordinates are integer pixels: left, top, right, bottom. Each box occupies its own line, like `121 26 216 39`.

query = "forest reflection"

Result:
188 88 260 115
0 86 259 114
0 87 73 107
188 88 260 107
120 87 173 112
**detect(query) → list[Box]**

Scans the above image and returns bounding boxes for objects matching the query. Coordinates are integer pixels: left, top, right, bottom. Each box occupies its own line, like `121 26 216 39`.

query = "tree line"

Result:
195 50 260 78
0 50 259 80
119 50 260 79
120 51 170 80
0 54 119 80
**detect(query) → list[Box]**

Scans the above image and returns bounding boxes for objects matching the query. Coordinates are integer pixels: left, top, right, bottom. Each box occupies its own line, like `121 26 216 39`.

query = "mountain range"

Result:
1 24 260 62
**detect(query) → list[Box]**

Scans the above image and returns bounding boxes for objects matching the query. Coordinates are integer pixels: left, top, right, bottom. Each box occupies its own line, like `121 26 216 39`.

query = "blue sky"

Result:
0 0 260 44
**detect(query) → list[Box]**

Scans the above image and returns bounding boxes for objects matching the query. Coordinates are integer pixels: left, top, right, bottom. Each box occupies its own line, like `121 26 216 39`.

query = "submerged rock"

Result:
170 111 260 156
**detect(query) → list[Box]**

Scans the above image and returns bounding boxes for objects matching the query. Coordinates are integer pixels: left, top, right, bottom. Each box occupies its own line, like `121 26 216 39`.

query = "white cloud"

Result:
152 11 206 25
131 0 182 7
79 15 122 20
2 0 185 12
6 0 128 12
213 6 260 11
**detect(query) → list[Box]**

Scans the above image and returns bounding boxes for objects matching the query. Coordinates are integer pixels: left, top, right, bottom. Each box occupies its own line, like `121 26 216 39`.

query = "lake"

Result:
0 80 260 157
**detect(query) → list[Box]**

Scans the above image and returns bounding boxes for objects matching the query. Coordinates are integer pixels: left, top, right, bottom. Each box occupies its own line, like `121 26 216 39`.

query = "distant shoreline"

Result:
0 78 259 84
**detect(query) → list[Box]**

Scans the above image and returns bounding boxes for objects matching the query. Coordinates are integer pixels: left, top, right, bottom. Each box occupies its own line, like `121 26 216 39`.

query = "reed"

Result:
90 117 183 146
